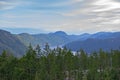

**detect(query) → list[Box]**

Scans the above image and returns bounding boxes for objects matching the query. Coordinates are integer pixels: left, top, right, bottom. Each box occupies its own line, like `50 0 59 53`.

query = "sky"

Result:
0 0 120 34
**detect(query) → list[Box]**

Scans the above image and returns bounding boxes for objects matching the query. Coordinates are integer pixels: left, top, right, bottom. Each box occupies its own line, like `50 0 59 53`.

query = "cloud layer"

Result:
0 0 120 34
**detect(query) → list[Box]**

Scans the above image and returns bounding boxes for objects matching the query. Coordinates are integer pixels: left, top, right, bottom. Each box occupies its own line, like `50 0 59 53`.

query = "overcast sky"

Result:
0 0 120 34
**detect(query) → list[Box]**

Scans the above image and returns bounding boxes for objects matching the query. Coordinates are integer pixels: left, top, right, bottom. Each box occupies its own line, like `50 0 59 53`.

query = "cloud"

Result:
59 0 120 33
61 0 120 16
0 1 16 10
0 0 28 10
1 0 120 34
90 0 120 25
93 0 120 12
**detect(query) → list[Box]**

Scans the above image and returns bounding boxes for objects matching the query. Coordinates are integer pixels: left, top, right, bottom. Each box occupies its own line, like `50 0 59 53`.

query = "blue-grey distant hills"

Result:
0 29 120 56
16 31 80 47
75 32 120 41
64 32 120 53
0 29 80 56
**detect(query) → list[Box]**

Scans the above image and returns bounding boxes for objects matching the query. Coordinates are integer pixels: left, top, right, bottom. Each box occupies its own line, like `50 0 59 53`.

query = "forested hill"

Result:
1 29 120 56
0 45 120 79
64 37 120 53
64 32 120 53
0 29 26 57
17 31 70 47
0 29 79 56
16 31 82 47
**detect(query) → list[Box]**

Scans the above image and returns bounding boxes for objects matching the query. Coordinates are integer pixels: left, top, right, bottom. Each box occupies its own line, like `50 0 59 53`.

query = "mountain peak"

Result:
54 31 67 36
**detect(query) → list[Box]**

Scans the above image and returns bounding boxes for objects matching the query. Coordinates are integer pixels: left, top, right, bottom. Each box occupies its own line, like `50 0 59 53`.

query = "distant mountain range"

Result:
16 31 83 47
16 31 80 47
0 29 120 56
0 29 80 56
64 32 120 53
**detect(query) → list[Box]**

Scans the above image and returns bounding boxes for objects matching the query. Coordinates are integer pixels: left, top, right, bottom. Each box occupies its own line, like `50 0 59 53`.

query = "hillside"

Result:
0 29 26 57
16 31 80 47
64 37 120 53
78 32 120 41
1 29 120 55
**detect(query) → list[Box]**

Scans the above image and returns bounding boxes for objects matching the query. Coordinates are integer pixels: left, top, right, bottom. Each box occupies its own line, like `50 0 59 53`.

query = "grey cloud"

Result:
82 0 120 26
1 0 120 33
61 0 120 29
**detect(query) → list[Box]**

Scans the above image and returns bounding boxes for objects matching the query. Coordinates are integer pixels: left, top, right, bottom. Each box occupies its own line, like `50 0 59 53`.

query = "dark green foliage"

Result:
0 44 120 80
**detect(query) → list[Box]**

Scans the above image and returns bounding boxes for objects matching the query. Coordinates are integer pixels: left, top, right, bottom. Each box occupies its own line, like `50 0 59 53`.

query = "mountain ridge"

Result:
0 29 120 55
64 35 120 53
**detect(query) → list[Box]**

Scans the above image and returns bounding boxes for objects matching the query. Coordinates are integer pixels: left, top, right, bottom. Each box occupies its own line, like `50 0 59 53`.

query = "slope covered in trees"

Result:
0 30 26 57
1 29 120 57
16 31 80 47
0 44 120 80
65 37 120 53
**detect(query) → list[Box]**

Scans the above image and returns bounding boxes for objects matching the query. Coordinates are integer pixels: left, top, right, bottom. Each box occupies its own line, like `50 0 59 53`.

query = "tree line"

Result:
0 43 120 80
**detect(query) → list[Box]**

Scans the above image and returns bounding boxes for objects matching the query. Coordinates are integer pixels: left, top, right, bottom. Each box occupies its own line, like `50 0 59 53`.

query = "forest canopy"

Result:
0 44 120 80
